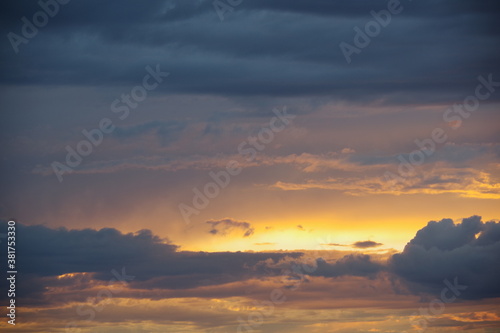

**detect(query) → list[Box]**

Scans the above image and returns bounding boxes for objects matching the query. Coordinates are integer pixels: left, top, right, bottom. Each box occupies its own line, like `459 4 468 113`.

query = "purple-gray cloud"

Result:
1 215 499 307
390 216 500 300
206 218 254 237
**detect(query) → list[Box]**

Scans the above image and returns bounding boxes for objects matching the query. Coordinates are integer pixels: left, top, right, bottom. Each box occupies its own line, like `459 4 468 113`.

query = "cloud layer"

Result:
1 0 499 103
2 215 499 307
391 215 500 300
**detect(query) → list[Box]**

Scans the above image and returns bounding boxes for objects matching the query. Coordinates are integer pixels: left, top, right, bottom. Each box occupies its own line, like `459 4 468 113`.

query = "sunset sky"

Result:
1 0 500 332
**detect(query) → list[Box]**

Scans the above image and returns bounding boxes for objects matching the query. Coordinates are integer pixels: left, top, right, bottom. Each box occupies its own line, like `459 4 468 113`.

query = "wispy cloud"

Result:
272 166 500 199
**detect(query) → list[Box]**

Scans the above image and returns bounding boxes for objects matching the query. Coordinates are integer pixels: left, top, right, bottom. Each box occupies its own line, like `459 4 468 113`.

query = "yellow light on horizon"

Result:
182 226 408 253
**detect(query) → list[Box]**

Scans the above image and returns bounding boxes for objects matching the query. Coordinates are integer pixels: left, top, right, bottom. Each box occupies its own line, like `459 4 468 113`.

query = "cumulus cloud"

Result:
206 218 255 237
390 216 500 300
268 216 500 300
1 0 499 103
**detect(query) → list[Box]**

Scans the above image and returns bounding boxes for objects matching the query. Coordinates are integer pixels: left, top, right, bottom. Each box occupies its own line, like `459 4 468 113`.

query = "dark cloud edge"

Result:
0 214 499 303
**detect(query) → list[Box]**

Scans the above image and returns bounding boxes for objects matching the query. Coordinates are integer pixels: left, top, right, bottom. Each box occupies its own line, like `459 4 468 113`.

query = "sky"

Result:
0 0 499 332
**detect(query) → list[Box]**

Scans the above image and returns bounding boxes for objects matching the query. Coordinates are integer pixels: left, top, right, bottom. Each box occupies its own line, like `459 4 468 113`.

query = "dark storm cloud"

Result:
1 0 499 103
269 215 500 300
0 221 298 304
206 218 254 237
390 216 500 300
12 224 177 276
405 216 482 251
312 254 383 278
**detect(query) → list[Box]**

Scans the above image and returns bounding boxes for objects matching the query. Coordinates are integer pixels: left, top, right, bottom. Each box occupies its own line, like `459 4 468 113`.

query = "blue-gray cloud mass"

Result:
1 216 498 305
1 0 499 103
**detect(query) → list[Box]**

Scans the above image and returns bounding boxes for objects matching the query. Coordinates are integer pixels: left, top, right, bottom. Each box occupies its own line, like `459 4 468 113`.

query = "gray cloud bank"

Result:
1 215 499 306
1 0 499 103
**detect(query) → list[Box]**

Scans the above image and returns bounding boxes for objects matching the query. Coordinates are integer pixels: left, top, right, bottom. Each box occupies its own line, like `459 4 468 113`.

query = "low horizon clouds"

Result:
2 215 498 306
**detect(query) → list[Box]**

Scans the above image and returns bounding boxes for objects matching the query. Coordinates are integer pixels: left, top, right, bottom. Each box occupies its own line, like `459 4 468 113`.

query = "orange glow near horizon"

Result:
178 222 412 253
